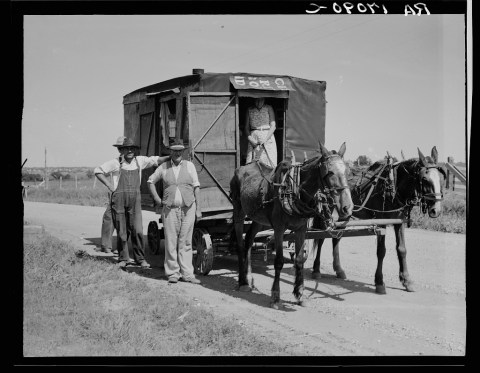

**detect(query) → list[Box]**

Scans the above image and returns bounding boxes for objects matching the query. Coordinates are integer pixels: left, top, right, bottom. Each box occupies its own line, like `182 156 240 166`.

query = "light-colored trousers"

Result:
246 130 277 167
161 203 196 279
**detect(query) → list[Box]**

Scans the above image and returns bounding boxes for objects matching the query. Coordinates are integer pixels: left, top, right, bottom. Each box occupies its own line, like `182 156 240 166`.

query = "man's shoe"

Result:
180 276 201 284
168 276 179 284
138 260 151 269
95 247 112 254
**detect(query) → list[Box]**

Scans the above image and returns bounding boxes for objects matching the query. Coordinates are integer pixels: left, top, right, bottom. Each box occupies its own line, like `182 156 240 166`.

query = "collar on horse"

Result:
268 153 348 218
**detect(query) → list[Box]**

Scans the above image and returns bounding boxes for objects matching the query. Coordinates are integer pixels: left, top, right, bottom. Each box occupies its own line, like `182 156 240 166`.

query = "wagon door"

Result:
187 92 238 220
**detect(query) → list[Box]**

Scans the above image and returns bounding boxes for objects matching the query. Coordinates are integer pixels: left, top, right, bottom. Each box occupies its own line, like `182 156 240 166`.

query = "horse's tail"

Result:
229 168 245 224
229 168 240 202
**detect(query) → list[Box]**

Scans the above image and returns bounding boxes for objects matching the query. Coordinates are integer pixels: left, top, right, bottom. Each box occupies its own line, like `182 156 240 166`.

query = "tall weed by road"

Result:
23 233 291 356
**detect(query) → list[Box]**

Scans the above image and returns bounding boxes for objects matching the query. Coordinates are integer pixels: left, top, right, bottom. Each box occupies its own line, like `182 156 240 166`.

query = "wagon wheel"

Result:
192 228 213 275
147 221 161 255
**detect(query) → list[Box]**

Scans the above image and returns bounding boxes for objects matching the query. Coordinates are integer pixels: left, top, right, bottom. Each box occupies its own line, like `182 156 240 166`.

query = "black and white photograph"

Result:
16 0 469 366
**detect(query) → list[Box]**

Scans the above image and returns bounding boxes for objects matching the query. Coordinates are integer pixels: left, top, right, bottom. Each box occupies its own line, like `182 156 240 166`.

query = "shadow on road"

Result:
82 234 384 311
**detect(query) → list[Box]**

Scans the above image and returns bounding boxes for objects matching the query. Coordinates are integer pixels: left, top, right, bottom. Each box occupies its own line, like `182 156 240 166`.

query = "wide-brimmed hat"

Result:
113 136 127 147
116 137 140 149
170 139 187 151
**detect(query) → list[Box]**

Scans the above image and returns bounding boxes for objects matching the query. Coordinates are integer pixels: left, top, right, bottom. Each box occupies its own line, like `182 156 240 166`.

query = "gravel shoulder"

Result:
23 201 467 357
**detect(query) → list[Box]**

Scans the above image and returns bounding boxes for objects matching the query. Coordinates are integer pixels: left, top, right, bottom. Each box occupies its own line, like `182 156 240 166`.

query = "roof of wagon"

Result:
123 71 325 97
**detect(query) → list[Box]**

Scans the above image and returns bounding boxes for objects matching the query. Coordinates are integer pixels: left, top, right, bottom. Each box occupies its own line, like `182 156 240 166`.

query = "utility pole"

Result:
44 147 48 189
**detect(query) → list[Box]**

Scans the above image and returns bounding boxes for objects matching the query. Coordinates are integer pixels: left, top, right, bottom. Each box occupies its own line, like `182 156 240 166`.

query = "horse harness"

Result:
256 154 349 224
353 158 444 226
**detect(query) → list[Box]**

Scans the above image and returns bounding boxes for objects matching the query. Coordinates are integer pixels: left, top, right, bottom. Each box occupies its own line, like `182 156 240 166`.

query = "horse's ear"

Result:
318 142 329 157
337 142 346 158
431 146 438 164
418 148 428 167
401 150 405 160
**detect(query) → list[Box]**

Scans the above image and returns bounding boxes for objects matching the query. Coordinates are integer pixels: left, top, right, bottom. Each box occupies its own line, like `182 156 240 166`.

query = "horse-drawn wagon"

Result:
122 69 388 277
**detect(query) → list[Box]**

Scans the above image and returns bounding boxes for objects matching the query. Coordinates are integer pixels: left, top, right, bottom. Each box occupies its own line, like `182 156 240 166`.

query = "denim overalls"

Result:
111 158 146 263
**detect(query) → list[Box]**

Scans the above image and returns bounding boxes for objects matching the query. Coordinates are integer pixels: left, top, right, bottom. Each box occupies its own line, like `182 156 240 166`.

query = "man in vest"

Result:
147 139 202 284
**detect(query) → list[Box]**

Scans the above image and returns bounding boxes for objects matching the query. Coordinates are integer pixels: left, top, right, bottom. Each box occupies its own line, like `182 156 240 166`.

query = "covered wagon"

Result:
122 69 367 274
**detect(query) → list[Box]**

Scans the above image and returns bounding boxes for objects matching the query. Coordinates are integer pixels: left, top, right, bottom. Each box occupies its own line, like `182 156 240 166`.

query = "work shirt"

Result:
94 155 162 191
147 160 200 207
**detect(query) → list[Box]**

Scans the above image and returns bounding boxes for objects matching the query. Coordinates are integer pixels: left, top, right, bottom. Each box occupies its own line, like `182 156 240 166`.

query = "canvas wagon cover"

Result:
124 72 326 159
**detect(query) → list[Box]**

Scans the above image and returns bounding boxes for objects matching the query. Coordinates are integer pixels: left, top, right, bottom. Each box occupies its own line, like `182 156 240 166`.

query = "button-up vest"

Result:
163 161 195 208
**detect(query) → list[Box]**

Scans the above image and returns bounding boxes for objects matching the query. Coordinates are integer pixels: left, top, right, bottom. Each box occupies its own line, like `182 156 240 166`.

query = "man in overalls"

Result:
95 137 170 268
95 136 124 255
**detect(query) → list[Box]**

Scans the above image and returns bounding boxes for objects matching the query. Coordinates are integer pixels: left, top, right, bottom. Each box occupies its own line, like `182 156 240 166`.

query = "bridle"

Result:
276 153 349 219
401 162 444 214
382 161 444 214
316 153 350 207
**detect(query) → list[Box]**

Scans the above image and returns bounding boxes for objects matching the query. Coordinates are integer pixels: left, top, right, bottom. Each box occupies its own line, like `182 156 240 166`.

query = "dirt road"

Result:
23 201 466 356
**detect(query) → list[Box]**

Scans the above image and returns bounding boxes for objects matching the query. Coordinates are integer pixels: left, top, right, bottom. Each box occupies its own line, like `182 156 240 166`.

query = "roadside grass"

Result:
409 189 466 233
23 233 292 357
23 180 108 206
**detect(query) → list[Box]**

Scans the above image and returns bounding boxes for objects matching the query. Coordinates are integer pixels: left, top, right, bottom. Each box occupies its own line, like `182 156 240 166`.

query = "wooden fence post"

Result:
75 174 78 189
446 156 454 189
60 176 62 189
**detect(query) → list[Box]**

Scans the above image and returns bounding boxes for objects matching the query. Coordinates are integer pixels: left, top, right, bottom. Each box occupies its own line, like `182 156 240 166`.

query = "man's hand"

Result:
195 209 202 223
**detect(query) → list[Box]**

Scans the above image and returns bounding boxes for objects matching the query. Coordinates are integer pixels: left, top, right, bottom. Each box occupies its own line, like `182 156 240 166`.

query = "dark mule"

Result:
311 146 446 294
230 143 353 309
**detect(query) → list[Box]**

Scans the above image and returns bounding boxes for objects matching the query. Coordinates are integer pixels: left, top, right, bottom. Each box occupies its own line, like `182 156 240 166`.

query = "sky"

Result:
21 8 470 168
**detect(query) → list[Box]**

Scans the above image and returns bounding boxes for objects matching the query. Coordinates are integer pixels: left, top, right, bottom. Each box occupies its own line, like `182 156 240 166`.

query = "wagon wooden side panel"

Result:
187 92 238 220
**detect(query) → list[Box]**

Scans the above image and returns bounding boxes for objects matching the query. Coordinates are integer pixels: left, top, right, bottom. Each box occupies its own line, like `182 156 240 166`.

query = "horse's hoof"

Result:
312 271 322 280
270 302 280 310
336 270 347 280
375 284 387 294
404 283 415 292
297 298 308 307
238 285 252 292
